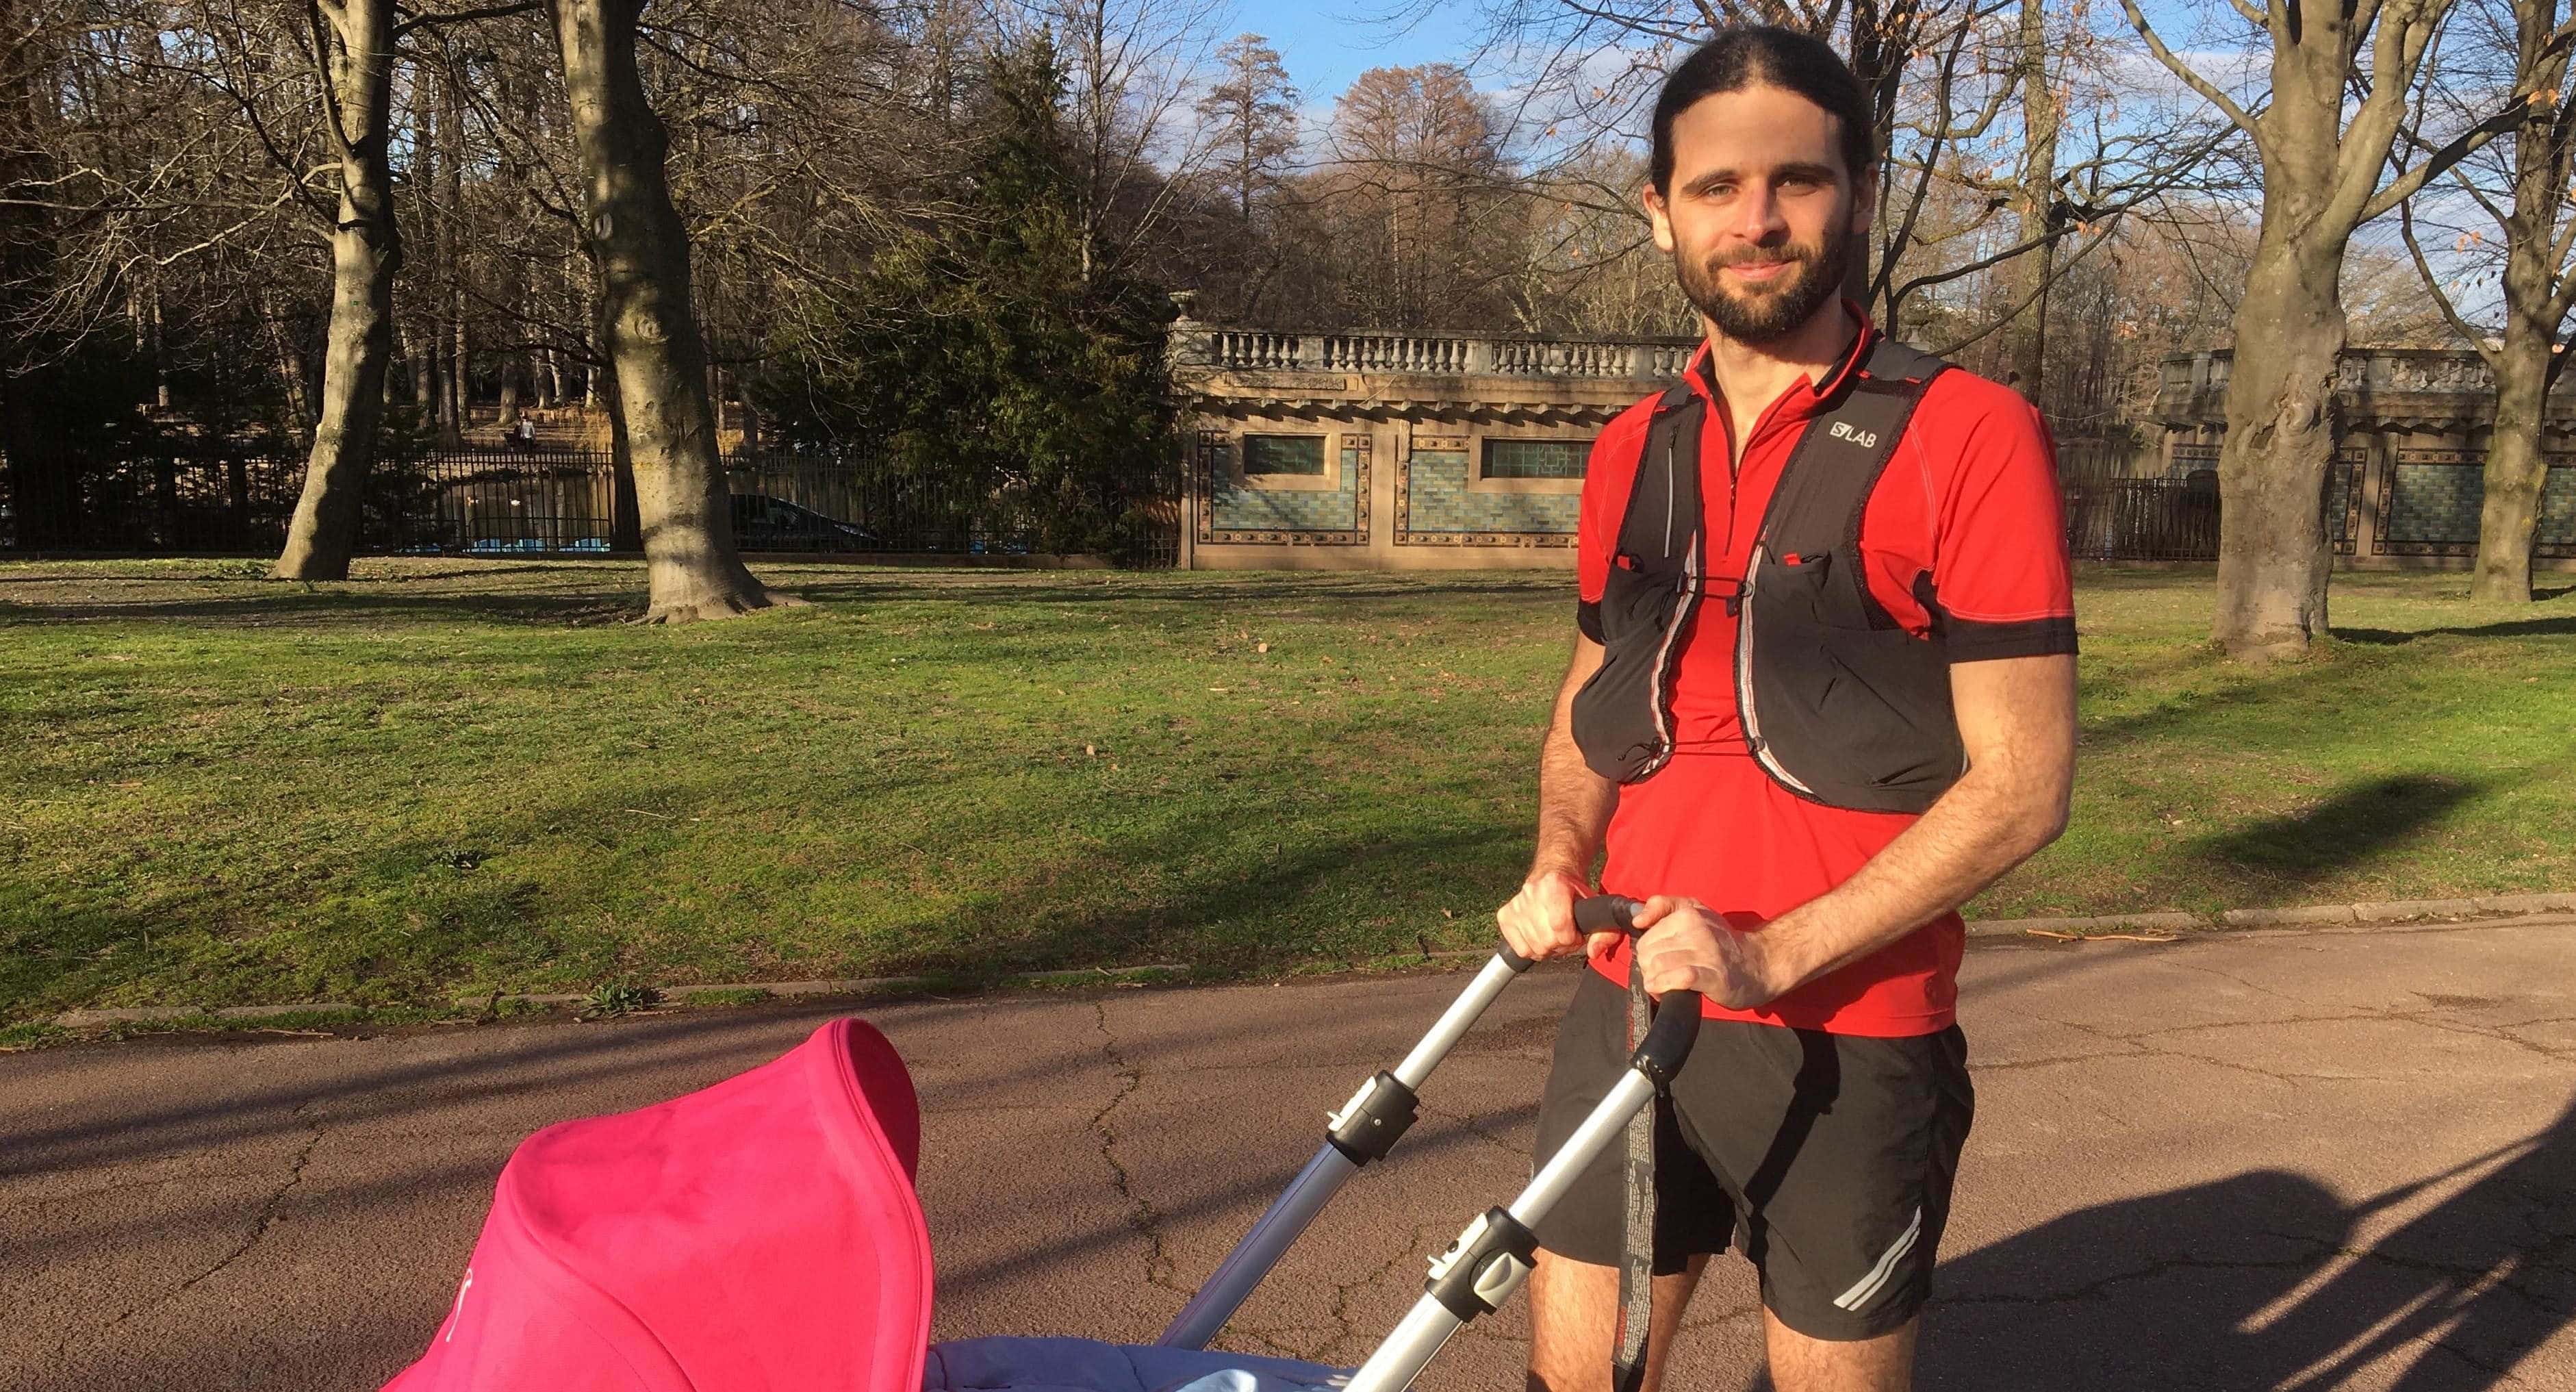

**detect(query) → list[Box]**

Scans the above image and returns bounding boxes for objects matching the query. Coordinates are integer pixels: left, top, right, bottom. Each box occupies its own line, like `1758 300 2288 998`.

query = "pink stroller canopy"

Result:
385 1019 934 1392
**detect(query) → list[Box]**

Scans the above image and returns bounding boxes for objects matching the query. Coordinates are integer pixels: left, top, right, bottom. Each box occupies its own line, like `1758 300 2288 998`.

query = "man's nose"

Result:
1729 184 1789 243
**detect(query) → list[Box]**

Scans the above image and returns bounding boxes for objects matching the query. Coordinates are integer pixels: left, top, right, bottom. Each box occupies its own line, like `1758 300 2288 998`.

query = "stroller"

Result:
383 898 1696 1392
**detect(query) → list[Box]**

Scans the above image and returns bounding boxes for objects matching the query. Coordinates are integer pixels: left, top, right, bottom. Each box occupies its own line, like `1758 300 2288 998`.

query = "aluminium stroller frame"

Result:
1152 895 1700 1392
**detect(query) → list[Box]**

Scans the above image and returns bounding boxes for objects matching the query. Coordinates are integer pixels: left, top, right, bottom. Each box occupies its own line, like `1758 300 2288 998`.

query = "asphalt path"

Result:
5 917 2574 1392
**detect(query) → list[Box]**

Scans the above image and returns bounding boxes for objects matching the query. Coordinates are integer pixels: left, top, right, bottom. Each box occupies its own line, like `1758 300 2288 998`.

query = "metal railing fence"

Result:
0 444 1182 566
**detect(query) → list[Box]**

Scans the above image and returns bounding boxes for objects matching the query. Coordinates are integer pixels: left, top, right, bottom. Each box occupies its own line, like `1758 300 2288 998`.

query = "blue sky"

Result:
1227 0 2230 106
1227 0 1489 110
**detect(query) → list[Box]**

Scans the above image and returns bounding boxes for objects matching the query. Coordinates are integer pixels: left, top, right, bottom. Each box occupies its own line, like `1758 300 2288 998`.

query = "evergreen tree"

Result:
761 35 1176 559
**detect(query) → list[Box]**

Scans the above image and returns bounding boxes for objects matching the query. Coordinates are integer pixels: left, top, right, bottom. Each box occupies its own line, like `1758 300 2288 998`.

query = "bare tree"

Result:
1323 64 1518 329
1198 34 1297 225
546 0 796 622
2124 0 2551 659
1193 33 1297 317
2397 0 2576 603
2002 0 2057 396
275 0 400 581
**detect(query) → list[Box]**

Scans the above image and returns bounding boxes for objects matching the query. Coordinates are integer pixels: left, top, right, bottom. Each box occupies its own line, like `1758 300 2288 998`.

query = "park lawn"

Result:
1 559 2571 1022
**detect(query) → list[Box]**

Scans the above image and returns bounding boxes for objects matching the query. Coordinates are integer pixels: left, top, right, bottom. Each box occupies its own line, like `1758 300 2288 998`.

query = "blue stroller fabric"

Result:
923 1337 1345 1391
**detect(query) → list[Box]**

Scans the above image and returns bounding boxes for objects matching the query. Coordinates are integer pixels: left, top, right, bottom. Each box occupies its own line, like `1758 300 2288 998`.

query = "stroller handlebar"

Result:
1570 894 1642 935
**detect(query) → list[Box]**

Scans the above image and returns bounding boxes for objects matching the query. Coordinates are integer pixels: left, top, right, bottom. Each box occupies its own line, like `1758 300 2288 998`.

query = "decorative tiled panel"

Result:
1200 431 1369 544
1397 437 1581 547
2168 442 2219 479
2543 461 2576 557
2381 451 2483 555
2375 449 2576 556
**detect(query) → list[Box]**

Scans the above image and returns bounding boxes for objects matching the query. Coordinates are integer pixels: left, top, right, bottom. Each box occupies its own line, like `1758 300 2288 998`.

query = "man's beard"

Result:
1675 212 1858 346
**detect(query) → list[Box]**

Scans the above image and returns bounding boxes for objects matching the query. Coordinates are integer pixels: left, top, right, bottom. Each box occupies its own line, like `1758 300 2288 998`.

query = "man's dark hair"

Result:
1650 27 1874 196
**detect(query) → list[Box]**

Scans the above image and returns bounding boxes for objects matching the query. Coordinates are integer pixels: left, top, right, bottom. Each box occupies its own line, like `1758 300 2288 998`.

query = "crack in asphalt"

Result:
65 1098 325 1348
1088 1000 1186 1300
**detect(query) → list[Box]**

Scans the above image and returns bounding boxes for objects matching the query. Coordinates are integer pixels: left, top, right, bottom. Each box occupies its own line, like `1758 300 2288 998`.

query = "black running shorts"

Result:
1529 969 1975 1341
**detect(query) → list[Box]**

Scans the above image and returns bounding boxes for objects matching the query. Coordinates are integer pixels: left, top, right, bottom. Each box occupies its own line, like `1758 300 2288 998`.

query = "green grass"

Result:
2 559 2570 1022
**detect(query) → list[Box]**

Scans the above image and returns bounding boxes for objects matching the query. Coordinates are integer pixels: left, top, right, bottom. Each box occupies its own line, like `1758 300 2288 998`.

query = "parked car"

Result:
729 493 876 553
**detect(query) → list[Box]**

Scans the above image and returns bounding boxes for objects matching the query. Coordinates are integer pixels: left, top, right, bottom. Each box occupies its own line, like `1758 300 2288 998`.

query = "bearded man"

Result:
1494 26 2080 1392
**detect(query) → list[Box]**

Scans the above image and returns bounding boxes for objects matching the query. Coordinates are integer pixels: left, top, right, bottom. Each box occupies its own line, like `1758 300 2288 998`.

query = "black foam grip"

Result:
1572 894 1642 935
1496 941 1535 973
1634 990 1703 1083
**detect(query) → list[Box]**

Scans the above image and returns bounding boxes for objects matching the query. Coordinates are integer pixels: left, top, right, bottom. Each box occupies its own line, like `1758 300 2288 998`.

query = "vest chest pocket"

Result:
1572 554 1703 783
1737 548 1964 812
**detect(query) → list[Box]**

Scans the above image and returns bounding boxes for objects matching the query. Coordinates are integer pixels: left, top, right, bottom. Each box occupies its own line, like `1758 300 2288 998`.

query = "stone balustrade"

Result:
2152 346 2576 431
1177 322 1696 383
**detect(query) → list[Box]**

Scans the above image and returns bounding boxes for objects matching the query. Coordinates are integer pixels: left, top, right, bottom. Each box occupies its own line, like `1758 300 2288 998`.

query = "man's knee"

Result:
1761 1308 1917 1392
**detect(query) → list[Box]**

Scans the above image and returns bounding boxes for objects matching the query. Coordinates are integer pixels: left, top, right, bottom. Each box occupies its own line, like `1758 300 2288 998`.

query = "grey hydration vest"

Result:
1569 337 1966 814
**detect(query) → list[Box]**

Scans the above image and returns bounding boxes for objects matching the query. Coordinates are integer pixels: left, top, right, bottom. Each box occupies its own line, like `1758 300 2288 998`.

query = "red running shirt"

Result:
1576 309 2077 1037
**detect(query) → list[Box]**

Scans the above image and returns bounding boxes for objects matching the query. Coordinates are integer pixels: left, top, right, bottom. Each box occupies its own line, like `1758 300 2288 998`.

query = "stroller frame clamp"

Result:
1153 936 1541 1350
1162 891 1704 1392
1348 896 1700 1392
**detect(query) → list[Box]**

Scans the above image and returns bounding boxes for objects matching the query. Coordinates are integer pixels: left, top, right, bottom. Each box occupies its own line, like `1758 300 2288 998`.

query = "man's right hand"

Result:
1497 869 1620 963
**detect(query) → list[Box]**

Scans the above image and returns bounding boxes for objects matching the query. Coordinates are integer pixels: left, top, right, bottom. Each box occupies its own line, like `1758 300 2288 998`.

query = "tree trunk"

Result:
437 62 467 446
264 297 314 431
2006 0 2060 400
548 0 791 621
446 297 468 442
2476 333 2551 603
2214 233 2347 660
275 0 400 582
2469 1 2574 605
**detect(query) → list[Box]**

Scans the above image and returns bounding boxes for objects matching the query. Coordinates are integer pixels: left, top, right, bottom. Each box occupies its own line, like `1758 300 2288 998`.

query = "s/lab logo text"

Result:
1830 422 1876 448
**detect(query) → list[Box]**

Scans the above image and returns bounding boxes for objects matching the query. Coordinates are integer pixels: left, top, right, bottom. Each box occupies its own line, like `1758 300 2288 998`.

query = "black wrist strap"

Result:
1613 950 1656 1392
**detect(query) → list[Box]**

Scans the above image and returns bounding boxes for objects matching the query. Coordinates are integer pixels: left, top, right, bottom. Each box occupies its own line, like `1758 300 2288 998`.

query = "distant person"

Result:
1494 26 2078 1392
511 415 538 451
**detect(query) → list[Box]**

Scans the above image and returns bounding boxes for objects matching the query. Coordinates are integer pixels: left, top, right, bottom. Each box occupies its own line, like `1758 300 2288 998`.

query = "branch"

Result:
2359 89 2544 223
2354 13 2574 223
2395 194 2499 367
393 0 541 36
2118 0 2266 144
1922 218 2119 357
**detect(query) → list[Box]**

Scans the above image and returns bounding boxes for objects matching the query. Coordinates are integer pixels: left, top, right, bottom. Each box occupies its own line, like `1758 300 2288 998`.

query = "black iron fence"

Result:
2063 466 2364 564
2062 477 2224 561
0 446 1182 566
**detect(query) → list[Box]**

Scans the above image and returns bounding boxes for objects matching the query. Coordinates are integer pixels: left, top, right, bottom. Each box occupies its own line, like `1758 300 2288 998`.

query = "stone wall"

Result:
2153 350 2576 570
1173 321 1674 570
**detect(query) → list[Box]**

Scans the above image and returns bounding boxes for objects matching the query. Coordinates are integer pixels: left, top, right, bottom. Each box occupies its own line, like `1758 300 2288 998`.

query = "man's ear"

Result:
1848 163 1878 235
1643 182 1676 254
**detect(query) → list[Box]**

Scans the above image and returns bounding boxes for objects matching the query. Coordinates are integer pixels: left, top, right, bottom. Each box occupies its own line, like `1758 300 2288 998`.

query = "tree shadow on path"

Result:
1897 1092 2576 1391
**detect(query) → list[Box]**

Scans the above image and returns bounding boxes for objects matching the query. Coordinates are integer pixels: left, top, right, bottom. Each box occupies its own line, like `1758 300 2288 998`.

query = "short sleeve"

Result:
1924 387 2078 662
1576 409 1646 641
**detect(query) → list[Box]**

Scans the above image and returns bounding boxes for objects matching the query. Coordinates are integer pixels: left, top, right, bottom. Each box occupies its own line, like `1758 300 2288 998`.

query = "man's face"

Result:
1645 84 1873 346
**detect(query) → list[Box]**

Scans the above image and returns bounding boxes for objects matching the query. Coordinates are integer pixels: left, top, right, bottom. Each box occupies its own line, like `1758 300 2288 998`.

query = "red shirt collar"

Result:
1682 299 1878 414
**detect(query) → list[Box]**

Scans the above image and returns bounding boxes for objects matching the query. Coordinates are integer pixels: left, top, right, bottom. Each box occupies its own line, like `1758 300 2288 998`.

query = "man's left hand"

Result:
1630 896 1785 1011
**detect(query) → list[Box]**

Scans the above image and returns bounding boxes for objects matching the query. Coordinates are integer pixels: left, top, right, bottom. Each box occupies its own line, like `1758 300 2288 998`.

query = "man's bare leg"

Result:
1761 1308 1916 1392
1525 1249 1707 1392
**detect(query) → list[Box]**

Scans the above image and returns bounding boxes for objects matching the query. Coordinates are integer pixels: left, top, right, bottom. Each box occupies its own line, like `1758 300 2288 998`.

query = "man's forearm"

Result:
1753 763 2063 993
1530 637 1616 883
1531 719 1617 882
